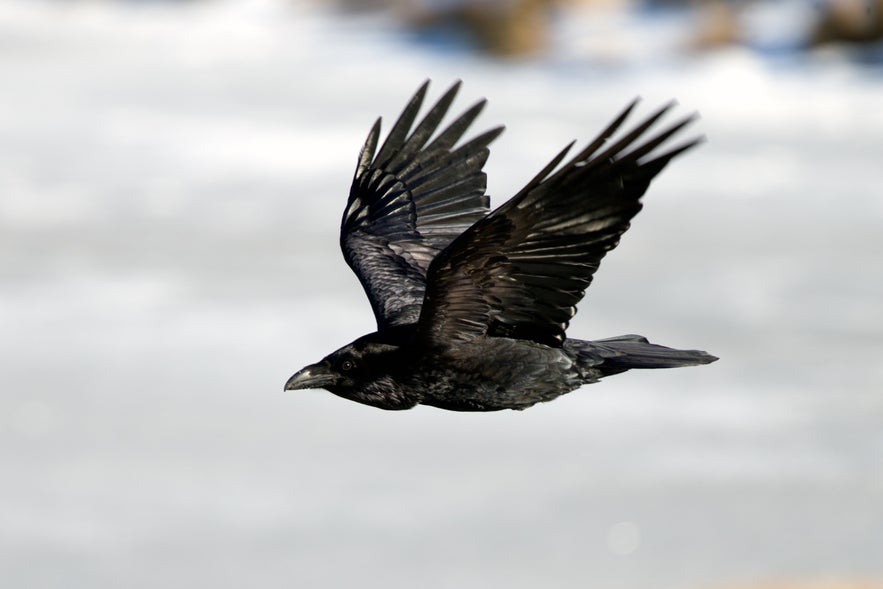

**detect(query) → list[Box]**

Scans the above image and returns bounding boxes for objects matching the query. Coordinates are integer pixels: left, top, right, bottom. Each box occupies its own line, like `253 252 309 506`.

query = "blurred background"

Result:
1 0 882 588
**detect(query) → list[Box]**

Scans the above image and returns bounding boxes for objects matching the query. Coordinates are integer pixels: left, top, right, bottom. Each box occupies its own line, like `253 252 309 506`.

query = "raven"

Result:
285 81 716 411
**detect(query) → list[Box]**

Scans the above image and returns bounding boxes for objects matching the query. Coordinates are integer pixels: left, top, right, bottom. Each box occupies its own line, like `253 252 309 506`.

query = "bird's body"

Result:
311 326 581 411
286 81 717 411
295 326 710 411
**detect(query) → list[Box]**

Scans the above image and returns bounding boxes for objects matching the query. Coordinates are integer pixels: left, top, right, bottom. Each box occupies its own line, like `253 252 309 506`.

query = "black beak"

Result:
284 363 336 391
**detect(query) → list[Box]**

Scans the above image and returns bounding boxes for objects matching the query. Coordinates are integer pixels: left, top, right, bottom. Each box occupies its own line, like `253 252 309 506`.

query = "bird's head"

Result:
284 330 416 409
284 343 365 393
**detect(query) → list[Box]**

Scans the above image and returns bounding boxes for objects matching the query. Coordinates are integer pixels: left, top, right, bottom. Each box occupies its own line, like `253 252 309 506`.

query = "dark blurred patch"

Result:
330 0 560 56
399 0 552 57
687 0 883 56
327 0 883 58
810 0 883 46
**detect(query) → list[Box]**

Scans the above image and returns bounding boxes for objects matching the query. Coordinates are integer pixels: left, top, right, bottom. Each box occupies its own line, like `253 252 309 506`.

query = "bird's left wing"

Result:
341 81 504 330
417 100 701 348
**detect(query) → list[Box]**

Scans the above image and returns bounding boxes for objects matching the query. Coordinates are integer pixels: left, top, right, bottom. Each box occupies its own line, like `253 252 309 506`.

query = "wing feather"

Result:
418 101 701 347
341 81 504 329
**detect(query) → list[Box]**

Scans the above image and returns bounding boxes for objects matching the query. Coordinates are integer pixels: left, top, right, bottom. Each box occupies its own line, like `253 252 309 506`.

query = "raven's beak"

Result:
284 363 335 391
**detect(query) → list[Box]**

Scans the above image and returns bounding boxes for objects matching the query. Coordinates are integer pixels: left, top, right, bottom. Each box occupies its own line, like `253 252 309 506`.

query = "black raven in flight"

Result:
285 81 716 411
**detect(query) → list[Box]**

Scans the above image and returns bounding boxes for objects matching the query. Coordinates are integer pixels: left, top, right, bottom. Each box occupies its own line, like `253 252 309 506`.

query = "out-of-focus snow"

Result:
1 1 882 588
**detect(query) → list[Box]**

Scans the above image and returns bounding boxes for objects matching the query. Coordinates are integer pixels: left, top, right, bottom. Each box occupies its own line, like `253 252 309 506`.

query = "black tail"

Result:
565 334 717 377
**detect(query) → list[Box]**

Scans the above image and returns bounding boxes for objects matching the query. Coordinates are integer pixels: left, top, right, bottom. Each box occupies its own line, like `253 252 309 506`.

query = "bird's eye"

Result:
341 360 355 372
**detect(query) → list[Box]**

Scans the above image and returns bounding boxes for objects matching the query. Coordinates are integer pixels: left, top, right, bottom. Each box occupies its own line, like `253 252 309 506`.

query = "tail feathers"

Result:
566 334 717 375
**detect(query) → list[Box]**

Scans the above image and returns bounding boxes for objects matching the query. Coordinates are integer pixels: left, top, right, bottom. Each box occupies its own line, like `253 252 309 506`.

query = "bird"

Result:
285 80 717 411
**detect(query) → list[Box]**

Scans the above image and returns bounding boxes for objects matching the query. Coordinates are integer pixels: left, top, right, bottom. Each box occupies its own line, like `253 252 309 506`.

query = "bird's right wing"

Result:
341 81 504 330
417 100 701 348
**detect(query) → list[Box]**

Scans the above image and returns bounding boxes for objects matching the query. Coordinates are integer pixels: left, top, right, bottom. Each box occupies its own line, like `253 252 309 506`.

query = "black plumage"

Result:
285 81 717 411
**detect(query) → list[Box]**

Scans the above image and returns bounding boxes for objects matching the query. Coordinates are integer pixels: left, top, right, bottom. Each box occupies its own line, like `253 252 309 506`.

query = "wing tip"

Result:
623 96 642 117
355 116 384 178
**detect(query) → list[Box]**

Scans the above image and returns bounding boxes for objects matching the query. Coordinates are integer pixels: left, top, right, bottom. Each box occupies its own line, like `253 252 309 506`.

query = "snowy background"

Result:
1 1 882 588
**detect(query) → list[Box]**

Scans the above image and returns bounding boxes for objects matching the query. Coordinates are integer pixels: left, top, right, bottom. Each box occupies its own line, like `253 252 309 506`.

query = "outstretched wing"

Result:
341 81 504 330
417 100 701 347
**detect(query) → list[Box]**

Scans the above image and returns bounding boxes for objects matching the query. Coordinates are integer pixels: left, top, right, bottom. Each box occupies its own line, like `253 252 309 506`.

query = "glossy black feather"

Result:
341 80 503 329
418 101 700 347
286 83 717 412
